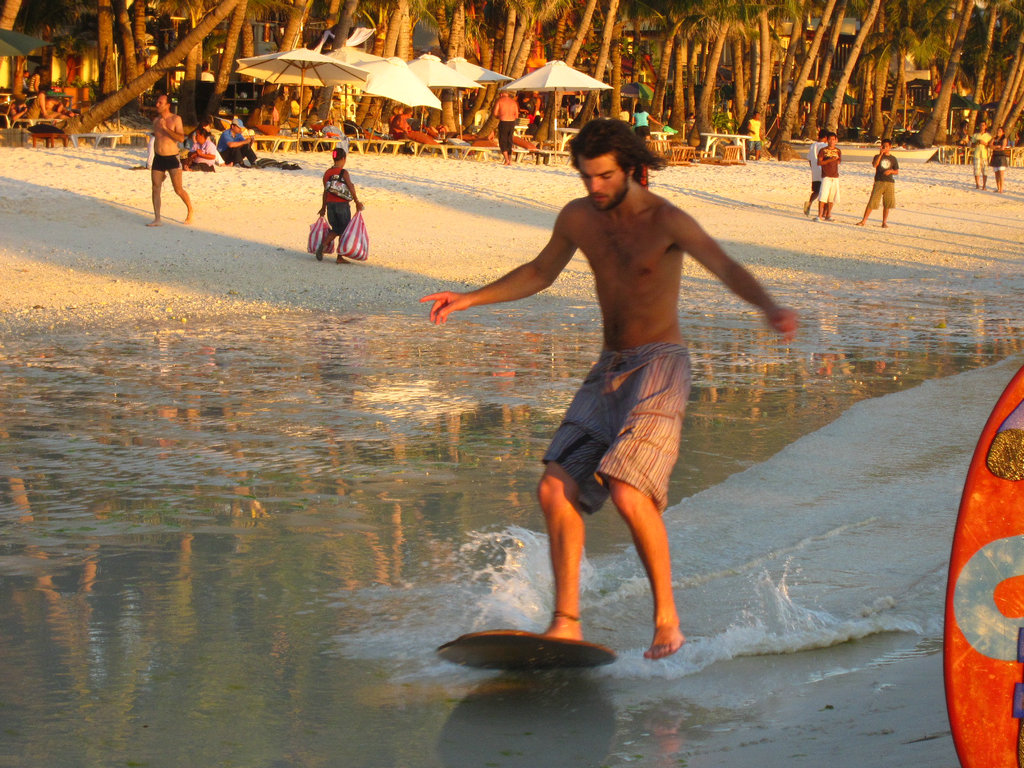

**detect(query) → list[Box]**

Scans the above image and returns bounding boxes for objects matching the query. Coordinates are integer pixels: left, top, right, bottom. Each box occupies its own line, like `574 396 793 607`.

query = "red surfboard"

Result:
945 364 1024 768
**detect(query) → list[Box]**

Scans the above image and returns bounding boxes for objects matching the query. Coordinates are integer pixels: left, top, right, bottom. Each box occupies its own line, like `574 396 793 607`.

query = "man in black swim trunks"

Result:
149 93 193 227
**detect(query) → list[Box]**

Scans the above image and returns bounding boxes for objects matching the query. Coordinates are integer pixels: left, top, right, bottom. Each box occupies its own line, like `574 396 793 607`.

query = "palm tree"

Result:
773 0 842 150
917 0 974 145
824 0 883 133
62 0 243 133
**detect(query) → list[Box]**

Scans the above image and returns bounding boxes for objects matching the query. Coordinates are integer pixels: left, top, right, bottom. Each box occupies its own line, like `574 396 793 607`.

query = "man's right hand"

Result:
420 292 472 325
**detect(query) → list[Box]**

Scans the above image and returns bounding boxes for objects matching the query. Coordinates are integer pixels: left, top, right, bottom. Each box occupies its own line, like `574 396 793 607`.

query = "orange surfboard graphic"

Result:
946 364 1024 768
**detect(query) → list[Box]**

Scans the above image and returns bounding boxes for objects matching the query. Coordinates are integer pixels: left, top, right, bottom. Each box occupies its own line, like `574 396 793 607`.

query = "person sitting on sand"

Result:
421 118 797 660
856 138 899 228
149 93 194 227
389 106 413 139
316 147 364 263
217 118 258 167
184 127 218 172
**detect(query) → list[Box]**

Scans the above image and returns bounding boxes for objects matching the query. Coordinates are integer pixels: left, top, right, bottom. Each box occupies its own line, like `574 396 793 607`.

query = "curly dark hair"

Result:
569 118 666 182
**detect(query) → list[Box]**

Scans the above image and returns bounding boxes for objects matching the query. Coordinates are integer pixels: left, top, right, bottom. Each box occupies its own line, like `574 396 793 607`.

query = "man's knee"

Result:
607 478 658 519
538 464 579 510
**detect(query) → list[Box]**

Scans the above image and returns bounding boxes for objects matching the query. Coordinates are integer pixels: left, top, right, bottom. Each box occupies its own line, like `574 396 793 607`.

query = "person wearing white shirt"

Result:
803 127 828 216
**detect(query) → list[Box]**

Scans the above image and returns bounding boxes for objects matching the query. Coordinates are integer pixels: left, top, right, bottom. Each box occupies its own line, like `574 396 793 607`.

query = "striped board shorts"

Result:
543 342 691 514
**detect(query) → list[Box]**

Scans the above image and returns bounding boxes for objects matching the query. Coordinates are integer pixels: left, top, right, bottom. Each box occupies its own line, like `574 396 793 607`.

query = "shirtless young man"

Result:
493 92 520 166
422 119 797 660
149 93 194 227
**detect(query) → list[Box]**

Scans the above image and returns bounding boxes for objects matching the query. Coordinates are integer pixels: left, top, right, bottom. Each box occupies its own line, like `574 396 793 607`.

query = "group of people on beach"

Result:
963 120 1010 194
802 127 900 227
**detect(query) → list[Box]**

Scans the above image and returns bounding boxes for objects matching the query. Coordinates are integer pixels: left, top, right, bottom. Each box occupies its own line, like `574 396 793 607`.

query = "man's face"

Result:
827 134 837 147
880 141 891 154
155 95 168 112
578 154 630 211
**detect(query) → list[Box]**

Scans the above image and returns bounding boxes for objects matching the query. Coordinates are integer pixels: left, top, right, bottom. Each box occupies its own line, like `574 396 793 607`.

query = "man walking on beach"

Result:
422 119 797 660
149 93 193 227
493 92 519 166
856 139 899 228
816 132 841 222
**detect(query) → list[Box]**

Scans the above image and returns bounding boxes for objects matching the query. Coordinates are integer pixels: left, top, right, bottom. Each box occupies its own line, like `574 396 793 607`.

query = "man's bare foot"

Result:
644 624 685 660
184 212 194 225
543 610 583 642
147 219 162 227
855 221 865 226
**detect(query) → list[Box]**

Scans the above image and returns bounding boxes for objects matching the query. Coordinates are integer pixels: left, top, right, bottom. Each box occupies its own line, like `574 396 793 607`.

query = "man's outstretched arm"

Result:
668 207 798 339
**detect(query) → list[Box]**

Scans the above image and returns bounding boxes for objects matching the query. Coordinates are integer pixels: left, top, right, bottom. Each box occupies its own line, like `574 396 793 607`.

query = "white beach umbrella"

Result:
446 57 512 84
501 59 610 139
358 57 443 109
236 48 368 87
408 54 482 135
408 53 482 90
328 46 389 68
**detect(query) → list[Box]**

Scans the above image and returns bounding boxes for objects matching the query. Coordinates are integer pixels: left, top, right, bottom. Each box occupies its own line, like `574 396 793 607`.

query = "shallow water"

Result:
1 295 1022 767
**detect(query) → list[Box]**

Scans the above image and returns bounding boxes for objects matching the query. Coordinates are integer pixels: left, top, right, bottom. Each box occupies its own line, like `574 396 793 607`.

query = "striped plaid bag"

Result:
337 211 369 262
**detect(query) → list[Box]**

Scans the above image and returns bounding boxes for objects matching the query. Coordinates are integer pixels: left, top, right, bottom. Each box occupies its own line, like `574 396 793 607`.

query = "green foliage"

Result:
711 111 736 132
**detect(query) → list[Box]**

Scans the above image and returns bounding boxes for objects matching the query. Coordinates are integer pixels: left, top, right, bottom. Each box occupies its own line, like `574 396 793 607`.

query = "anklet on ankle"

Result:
553 610 580 622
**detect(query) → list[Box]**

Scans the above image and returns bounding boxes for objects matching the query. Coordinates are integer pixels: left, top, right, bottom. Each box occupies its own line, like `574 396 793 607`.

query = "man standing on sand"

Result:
421 119 797 660
493 91 520 166
815 131 841 222
856 139 899 228
971 121 991 190
149 93 193 227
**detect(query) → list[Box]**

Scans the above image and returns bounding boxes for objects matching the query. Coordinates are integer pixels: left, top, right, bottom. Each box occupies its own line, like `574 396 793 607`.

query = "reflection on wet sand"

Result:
438 676 615 768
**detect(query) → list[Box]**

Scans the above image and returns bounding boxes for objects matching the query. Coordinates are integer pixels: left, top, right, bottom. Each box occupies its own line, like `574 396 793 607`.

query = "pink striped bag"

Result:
308 215 335 256
337 212 369 262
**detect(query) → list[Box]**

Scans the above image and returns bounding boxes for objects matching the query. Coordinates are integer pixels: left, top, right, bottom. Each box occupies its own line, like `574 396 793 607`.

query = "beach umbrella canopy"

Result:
328 46 389 68
0 29 49 57
358 57 442 109
501 59 610 93
408 53 481 90
236 48 368 87
501 60 610 140
621 81 653 101
446 56 511 84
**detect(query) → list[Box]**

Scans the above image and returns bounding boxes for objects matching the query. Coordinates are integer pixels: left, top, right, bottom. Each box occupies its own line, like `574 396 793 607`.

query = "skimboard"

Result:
437 630 616 670
945 364 1024 768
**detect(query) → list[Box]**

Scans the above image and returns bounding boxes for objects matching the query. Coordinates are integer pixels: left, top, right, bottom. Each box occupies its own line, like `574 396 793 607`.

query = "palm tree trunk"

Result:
870 49 889 137
804 0 848 139
772 0 841 150
754 10 772 118
825 0 882 133
993 28 1024 129
917 0 974 146
62 0 243 134
652 25 680 120
732 33 747 126
0 0 22 30
207 0 247 118
577 0 622 123
966 5 998 133
113 0 138 85
564 0 599 65
98 0 117 96
696 22 730 134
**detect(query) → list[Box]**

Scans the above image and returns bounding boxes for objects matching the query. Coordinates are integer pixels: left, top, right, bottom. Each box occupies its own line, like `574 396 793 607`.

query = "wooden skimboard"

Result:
437 630 616 670
945 363 1024 768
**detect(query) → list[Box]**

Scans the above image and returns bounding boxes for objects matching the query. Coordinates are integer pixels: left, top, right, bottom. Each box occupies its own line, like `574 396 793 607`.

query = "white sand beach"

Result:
2 144 1022 767
1 144 1020 336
